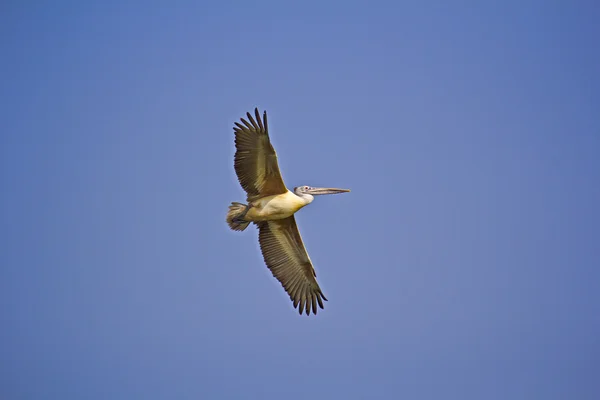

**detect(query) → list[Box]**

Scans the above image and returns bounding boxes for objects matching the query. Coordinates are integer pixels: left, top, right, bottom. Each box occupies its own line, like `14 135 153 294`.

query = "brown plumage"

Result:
257 217 327 315
233 109 287 202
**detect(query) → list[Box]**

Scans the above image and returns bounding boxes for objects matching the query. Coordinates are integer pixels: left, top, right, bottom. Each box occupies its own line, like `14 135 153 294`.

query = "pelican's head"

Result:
294 186 351 202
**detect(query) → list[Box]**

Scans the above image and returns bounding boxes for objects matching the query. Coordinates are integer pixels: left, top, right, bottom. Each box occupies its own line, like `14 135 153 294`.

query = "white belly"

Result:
247 191 307 221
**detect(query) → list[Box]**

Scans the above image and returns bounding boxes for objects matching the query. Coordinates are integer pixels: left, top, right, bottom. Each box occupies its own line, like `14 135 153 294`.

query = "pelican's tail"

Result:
226 202 251 231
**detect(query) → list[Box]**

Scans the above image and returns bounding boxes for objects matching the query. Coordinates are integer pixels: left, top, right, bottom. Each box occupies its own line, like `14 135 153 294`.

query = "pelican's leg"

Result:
234 204 252 222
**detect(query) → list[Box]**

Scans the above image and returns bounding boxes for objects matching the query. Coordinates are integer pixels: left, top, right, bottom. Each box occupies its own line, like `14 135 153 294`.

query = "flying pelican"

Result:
226 108 350 315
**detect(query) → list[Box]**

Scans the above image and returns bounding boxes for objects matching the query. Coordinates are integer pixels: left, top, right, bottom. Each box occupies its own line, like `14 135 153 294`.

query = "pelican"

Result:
226 108 350 315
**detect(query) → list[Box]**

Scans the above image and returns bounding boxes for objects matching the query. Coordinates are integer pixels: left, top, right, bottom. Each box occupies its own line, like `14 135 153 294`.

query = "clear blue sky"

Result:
1 1 599 399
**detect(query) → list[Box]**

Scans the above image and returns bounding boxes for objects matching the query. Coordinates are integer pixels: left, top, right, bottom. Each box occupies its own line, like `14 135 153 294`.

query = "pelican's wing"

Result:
257 216 327 316
233 108 287 201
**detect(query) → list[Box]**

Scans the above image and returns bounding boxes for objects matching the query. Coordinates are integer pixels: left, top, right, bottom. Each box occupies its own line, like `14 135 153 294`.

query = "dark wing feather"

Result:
257 216 327 316
233 108 287 201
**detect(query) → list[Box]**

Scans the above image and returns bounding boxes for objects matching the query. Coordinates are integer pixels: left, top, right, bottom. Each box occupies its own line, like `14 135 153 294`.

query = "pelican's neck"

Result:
294 192 314 205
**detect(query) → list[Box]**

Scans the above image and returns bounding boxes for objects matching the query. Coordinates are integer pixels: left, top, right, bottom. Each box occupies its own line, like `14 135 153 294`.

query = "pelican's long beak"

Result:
307 187 351 196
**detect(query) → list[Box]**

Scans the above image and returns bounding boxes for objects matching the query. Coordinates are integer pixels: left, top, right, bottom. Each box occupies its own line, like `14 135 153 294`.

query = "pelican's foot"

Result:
239 204 252 220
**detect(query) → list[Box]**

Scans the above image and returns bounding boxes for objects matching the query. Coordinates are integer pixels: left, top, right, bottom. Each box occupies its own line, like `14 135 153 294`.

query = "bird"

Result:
226 108 350 315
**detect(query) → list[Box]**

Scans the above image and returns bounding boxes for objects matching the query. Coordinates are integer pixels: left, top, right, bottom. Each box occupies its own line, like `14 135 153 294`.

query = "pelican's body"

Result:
226 108 350 316
245 191 310 221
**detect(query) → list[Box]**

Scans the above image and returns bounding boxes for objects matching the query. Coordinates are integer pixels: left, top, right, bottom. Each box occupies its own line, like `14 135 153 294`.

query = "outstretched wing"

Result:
257 216 327 315
233 108 288 202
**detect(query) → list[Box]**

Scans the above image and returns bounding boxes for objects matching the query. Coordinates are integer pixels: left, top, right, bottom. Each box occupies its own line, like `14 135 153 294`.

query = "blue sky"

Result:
1 1 599 399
